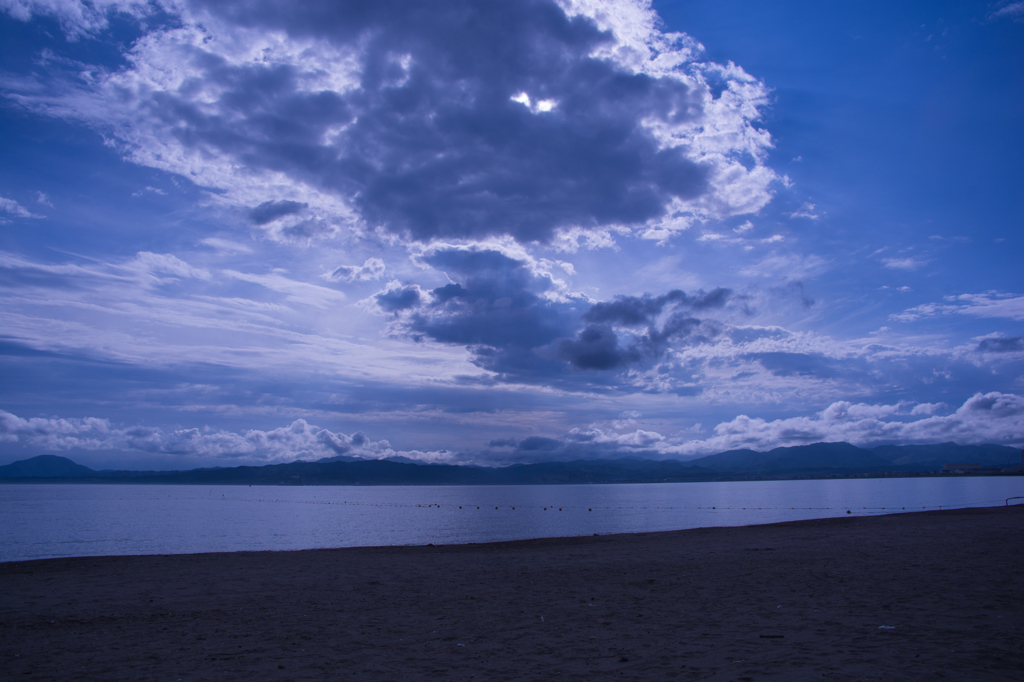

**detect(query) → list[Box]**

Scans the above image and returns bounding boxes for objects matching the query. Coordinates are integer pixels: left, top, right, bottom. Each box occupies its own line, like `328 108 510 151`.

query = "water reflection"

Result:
2 477 1022 562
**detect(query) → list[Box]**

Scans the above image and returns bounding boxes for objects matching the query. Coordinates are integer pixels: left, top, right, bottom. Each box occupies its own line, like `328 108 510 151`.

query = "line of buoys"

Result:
202 498 994 513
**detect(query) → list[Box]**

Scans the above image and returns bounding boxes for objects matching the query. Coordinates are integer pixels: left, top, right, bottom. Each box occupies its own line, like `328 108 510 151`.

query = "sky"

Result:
0 0 1022 470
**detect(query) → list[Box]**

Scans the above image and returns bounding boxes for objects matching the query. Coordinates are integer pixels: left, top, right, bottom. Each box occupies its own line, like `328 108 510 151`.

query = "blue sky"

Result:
1 0 1022 469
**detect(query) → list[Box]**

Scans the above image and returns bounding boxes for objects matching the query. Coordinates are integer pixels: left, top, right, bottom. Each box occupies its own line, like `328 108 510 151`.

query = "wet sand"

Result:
1 505 1022 681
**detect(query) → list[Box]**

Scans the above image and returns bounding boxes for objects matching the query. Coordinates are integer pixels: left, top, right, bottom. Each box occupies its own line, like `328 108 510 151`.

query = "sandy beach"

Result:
1 505 1021 681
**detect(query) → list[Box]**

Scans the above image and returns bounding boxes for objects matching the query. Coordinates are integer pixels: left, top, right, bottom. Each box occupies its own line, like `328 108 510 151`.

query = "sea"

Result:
2 476 1023 563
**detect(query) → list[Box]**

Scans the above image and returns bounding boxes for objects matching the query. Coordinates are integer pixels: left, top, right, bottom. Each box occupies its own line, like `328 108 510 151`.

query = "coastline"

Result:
2 505 1021 680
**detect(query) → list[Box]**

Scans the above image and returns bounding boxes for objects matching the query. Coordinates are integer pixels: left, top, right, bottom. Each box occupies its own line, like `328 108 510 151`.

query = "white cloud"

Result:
882 257 928 271
738 252 828 279
0 249 469 387
671 392 1024 454
0 409 427 463
990 2 1024 21
510 92 558 114
35 191 53 207
326 257 386 283
788 202 818 220
891 292 1024 322
200 237 253 254
0 195 45 220
0 0 156 38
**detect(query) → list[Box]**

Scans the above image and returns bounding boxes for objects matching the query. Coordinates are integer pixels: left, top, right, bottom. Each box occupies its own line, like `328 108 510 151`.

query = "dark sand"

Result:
2 506 1022 681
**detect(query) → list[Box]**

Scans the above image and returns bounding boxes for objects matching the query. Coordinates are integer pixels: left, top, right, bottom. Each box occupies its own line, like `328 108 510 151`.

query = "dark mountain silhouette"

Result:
0 455 96 478
870 442 1019 469
688 442 890 474
0 442 1019 485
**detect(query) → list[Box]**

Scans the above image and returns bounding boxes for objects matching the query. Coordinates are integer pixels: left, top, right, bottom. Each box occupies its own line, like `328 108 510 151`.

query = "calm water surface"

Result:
3 477 1023 562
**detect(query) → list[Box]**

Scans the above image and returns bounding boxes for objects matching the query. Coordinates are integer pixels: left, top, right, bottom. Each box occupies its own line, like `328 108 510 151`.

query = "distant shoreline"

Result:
1 469 1022 485
2 441 1022 486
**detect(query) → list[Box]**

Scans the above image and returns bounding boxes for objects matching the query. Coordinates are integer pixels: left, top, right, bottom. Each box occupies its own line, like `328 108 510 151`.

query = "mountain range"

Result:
1 442 1021 485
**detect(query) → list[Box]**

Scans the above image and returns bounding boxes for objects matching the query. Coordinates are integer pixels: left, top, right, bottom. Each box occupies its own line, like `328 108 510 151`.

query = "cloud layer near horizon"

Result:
3 392 1021 466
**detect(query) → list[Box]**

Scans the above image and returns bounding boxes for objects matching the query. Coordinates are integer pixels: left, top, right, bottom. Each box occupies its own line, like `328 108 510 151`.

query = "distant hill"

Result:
688 442 1021 476
0 442 1019 485
870 442 1021 470
687 442 891 476
0 455 96 478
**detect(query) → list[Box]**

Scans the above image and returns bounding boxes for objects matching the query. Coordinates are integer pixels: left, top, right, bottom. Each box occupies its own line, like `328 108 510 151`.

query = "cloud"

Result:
0 409 430 462
583 288 730 326
384 246 576 379
3 0 778 244
374 282 423 313
327 257 386 283
990 2 1024 21
200 237 253 254
891 292 1024 322
882 256 928 271
738 252 828 279
249 200 307 226
788 202 818 220
479 412 672 463
0 0 155 37
676 392 1024 453
0 195 45 221
976 336 1024 353
479 392 1024 461
373 245 734 384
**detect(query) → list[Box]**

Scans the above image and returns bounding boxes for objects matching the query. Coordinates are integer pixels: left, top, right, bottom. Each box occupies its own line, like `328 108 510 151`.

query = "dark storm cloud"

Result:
559 288 730 371
141 0 712 242
379 247 730 384
977 337 1023 353
396 248 575 379
557 324 628 370
375 285 422 313
583 288 731 326
248 200 307 225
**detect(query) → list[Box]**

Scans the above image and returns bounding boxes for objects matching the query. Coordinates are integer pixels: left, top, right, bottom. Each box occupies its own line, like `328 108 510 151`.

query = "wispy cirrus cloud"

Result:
882 256 928 271
892 292 1024 322
989 1 1024 21
327 257 386 283
788 202 818 220
0 194 45 222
